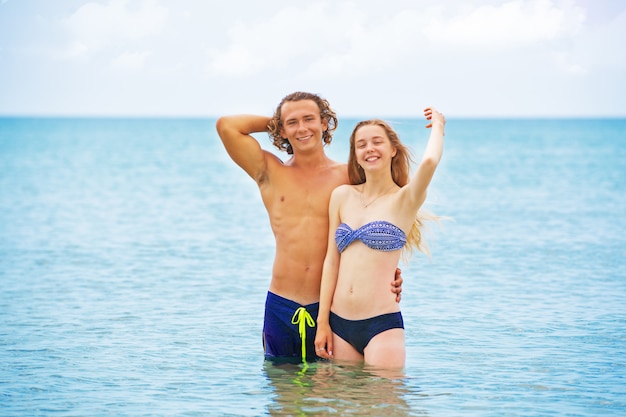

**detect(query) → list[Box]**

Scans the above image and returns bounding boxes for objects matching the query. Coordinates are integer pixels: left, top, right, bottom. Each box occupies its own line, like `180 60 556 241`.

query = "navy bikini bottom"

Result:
329 311 404 355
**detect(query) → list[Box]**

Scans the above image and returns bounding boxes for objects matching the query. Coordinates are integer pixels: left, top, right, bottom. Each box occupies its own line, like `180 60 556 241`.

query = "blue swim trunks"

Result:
262 291 319 364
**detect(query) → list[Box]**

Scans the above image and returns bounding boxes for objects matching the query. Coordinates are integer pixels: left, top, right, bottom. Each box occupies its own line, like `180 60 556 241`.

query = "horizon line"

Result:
1 113 626 120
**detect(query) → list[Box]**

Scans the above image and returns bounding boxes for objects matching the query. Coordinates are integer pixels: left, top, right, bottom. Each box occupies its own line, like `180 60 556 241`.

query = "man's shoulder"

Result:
325 159 349 185
263 150 286 165
329 159 348 169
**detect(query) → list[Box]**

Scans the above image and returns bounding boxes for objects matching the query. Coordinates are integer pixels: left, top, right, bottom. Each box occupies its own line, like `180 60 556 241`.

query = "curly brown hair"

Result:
267 92 338 154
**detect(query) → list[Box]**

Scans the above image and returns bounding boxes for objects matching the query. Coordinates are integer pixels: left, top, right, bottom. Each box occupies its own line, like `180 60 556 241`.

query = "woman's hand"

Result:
424 107 446 130
314 322 334 360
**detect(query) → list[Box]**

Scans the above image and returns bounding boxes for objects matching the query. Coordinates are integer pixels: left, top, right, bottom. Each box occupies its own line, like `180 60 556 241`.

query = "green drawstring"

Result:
291 306 316 363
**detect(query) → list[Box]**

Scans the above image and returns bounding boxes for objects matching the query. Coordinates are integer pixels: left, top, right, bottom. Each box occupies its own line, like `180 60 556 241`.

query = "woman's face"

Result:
354 124 396 173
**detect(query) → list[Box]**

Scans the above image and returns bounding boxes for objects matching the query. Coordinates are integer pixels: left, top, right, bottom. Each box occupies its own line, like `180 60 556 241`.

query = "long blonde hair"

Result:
348 119 438 259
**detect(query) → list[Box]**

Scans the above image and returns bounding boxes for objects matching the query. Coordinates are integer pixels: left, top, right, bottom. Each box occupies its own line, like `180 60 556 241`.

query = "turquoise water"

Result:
1 117 625 416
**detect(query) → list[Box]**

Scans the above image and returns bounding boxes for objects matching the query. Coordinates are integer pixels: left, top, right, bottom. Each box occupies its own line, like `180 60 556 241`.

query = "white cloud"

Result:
110 51 151 72
3 0 625 117
206 2 432 79
554 51 587 74
206 1 588 81
302 9 426 79
584 8 626 69
206 2 361 77
207 43 256 77
423 0 586 47
550 6 626 77
63 41 89 59
61 0 169 57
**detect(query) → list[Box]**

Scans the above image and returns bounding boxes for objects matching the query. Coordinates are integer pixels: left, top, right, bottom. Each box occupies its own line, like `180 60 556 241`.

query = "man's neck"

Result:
287 149 330 170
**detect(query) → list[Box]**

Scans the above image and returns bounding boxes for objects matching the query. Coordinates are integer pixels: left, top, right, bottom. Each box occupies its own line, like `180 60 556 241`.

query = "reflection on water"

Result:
263 361 423 416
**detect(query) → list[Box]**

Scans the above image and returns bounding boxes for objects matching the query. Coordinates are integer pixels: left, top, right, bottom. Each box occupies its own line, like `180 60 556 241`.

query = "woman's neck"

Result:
362 173 395 193
359 174 397 208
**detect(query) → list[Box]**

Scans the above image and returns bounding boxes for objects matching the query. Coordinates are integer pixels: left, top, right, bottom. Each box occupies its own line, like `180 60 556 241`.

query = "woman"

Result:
314 107 445 369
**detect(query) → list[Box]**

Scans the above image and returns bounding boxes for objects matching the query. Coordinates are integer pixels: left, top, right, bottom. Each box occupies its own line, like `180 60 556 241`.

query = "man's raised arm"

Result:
215 115 272 183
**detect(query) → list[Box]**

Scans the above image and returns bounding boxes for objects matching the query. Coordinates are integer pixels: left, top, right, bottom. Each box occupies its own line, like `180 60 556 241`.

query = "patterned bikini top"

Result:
335 220 407 253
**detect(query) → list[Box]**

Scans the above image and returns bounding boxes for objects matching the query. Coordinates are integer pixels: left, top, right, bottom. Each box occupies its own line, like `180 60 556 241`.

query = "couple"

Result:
216 92 445 369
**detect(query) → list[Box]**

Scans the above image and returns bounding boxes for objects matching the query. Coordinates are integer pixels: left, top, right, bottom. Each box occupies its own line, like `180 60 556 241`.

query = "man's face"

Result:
279 100 328 152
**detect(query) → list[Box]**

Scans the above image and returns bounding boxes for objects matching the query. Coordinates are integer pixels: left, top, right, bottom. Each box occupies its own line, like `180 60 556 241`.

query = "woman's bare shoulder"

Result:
331 183 357 198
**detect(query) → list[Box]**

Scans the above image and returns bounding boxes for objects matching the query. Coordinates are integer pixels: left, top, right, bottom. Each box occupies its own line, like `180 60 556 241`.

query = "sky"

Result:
0 0 625 118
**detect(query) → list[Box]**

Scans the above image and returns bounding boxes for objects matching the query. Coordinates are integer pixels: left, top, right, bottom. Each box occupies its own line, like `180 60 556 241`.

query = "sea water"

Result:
1 117 625 416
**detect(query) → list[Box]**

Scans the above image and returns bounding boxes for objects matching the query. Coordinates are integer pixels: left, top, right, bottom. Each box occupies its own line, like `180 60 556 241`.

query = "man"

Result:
216 92 402 363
